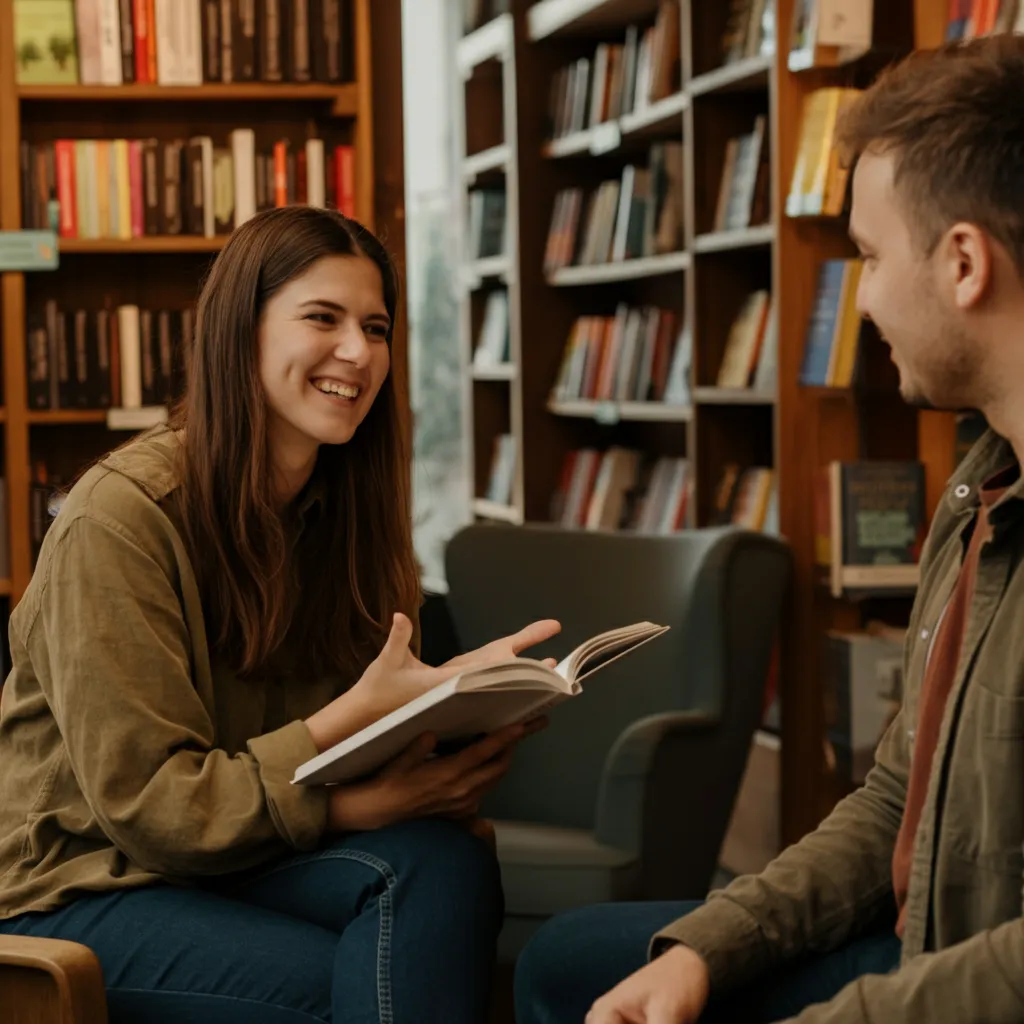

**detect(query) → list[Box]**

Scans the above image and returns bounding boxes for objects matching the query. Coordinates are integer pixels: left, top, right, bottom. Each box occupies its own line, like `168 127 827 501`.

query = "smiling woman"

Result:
0 205 560 1023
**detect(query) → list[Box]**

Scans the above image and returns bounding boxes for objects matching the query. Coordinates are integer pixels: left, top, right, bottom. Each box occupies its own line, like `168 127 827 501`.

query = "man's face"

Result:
850 150 976 410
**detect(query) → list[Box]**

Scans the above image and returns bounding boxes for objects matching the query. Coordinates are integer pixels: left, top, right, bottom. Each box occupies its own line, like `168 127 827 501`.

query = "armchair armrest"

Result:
0 935 108 1024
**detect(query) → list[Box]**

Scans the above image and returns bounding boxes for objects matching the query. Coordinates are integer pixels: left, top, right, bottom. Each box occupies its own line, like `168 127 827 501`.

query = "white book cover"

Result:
155 0 203 85
117 305 142 409
306 139 326 208
231 129 257 226
98 0 123 83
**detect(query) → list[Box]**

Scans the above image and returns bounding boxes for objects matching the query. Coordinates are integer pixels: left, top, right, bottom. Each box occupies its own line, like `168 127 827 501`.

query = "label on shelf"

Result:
0 231 59 271
594 401 620 426
589 122 621 156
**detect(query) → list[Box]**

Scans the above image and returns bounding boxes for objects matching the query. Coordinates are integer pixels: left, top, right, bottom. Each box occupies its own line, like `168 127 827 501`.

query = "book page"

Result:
560 622 670 684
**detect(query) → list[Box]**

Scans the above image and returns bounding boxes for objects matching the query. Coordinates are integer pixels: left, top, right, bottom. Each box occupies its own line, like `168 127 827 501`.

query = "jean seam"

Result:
236 847 397 1024
110 986 329 1023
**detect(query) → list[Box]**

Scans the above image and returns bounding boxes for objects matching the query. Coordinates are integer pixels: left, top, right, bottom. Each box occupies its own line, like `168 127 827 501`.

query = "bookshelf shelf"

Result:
59 237 229 254
693 225 776 254
688 54 774 97
471 498 524 524
463 255 512 286
548 399 692 422
463 144 512 182
26 410 108 426
457 14 513 75
693 387 777 407
547 251 689 285
527 0 663 40
619 91 689 137
0 579 11 596
18 83 360 114
473 364 518 381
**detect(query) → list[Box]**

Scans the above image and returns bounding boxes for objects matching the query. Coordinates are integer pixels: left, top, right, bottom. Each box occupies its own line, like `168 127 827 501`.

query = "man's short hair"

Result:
839 34 1024 274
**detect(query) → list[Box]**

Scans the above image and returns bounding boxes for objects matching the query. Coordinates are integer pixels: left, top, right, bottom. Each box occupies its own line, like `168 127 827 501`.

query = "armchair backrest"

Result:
443 524 791 836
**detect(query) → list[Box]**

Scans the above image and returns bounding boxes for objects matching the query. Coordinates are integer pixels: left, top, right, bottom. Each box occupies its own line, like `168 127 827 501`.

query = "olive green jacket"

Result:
0 428 347 918
658 428 1024 1022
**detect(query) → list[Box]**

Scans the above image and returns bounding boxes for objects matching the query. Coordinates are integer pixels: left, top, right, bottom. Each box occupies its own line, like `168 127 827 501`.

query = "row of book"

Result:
551 307 689 406
716 290 776 390
786 87 860 219
553 449 690 534
20 135 356 240
711 464 777 533
544 142 683 272
27 301 191 411
721 0 776 66
14 0 353 86
714 115 771 234
947 0 1024 39
546 1 681 142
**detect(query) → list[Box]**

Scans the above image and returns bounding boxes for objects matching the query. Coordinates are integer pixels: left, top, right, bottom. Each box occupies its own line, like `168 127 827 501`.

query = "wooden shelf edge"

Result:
18 83 359 114
457 14 513 75
472 364 517 381
547 251 689 285
462 144 511 181
527 0 662 41
693 225 776 253
26 410 108 425
59 236 229 254
693 387 777 406
687 54 775 97
547 398 692 422
472 498 523 524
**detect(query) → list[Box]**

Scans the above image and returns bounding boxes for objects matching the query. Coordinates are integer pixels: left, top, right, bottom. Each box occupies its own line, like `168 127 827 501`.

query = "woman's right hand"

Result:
305 613 454 754
326 719 546 833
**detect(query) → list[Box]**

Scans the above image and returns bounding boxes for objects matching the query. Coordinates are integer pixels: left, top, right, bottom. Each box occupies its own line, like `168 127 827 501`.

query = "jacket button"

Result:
955 484 971 499
920 628 929 640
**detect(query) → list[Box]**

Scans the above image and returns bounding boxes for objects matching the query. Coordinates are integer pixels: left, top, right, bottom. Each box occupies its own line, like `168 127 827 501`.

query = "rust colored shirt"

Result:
892 465 1017 936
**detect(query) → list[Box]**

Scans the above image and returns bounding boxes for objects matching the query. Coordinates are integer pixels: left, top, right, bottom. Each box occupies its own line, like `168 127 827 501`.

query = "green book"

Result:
14 0 79 85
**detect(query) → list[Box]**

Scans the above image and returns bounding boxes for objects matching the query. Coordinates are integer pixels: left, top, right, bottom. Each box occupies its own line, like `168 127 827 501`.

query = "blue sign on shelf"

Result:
0 231 59 271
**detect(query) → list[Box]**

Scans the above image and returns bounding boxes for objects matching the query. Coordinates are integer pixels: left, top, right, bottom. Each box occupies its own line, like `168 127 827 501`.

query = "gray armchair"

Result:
443 524 791 960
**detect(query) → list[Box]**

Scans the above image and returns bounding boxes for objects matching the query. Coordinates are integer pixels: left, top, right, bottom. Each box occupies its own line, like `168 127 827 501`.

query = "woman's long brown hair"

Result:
170 206 419 679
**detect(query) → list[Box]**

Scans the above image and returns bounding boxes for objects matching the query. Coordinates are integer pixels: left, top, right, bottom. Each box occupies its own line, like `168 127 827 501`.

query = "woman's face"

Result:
258 253 391 466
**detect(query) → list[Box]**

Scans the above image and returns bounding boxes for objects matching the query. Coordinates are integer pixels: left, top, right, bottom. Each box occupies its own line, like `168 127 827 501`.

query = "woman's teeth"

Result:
313 380 360 399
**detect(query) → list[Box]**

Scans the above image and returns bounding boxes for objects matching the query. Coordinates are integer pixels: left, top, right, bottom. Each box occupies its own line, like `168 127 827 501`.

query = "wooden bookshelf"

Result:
0 0 395 603
455 0 959 846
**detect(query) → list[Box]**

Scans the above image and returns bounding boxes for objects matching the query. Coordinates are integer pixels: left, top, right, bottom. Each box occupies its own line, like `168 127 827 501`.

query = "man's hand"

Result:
586 945 711 1024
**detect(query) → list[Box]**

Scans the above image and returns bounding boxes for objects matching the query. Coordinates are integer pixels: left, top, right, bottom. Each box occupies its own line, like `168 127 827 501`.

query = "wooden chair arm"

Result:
0 934 108 1024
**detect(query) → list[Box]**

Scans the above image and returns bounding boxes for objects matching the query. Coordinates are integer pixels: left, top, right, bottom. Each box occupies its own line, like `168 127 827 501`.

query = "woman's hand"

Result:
326 719 547 833
305 613 562 754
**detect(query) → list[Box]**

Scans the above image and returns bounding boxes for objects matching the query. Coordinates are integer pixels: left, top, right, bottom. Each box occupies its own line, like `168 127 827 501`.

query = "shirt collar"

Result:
945 428 1024 515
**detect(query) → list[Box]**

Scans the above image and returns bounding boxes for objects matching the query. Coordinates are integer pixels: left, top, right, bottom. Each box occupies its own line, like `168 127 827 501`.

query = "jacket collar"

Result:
944 427 1024 517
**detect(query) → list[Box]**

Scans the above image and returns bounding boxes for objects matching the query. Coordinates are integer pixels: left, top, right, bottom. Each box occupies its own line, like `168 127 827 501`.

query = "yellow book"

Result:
95 140 110 239
786 89 832 217
114 139 132 240
828 261 865 388
805 88 843 216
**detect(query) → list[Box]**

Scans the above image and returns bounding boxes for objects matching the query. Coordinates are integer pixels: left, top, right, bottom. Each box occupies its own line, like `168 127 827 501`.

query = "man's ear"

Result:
942 222 992 310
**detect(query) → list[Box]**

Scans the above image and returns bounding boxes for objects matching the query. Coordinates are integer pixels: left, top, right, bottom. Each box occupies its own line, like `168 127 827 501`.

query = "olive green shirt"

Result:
658 428 1024 1023
0 427 350 918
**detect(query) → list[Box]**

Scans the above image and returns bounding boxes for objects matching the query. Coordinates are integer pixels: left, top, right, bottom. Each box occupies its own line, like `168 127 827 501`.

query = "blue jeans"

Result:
0 819 503 1023
515 901 902 1024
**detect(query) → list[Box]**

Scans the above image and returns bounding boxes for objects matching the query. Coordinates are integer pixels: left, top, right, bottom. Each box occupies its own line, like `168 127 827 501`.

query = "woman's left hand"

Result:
437 619 562 673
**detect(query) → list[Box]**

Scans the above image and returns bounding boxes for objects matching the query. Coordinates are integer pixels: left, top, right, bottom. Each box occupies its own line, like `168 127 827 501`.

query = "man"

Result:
515 34 1024 1024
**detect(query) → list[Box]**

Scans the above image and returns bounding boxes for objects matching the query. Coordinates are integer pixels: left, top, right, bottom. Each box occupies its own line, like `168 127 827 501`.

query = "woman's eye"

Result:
366 324 389 339
306 312 335 325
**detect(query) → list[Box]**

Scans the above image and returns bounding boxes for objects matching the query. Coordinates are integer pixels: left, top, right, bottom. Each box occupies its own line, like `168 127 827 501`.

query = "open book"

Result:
293 621 669 786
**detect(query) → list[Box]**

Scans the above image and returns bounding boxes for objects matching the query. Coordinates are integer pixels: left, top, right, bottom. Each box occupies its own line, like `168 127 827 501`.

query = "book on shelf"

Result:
472 290 510 369
814 460 926 597
293 621 670 786
711 464 777 533
545 142 683 272
552 449 690 535
721 0 776 66
786 87 861 218
20 136 354 239
551 306 687 406
714 115 771 234
715 290 772 389
27 300 191 412
467 189 506 262
799 259 862 388
485 434 516 506
544 0 680 142
788 0 874 71
947 0 1024 40
824 627 904 785
14 0 353 86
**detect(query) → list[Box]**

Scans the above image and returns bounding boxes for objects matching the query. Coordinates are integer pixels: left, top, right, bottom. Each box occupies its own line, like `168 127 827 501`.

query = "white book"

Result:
117 305 142 409
231 129 257 226
199 137 215 238
155 0 203 86
293 622 670 785
98 0 123 84
306 139 326 208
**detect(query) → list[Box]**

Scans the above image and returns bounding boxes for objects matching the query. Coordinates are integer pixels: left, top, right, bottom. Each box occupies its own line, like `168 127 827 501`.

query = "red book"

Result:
54 140 77 239
133 0 149 82
334 144 355 218
273 141 288 207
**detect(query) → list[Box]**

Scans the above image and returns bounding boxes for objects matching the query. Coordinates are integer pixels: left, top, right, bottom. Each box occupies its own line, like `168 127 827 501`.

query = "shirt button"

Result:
920 628 930 641
955 484 971 499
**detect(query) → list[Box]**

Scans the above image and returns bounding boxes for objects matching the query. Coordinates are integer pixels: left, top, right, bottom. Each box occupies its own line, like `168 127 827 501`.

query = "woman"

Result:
0 206 558 1023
